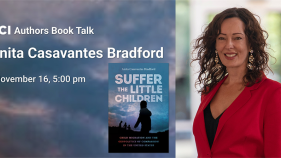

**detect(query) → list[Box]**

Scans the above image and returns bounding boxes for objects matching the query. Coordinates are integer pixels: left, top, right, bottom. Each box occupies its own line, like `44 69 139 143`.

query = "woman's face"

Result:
216 17 250 70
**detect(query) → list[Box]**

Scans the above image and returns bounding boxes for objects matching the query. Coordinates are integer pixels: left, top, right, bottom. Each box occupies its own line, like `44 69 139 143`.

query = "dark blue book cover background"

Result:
108 63 169 153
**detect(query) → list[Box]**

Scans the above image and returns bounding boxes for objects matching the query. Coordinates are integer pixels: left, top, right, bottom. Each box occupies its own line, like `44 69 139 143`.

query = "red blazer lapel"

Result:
212 74 267 149
197 76 228 150
212 86 251 147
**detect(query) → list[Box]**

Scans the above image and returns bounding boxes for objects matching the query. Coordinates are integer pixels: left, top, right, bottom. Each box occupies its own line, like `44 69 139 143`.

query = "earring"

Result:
247 50 254 70
214 50 221 70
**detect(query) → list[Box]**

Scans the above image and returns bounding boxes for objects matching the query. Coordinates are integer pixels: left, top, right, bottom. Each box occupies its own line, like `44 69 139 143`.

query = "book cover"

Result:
108 63 169 153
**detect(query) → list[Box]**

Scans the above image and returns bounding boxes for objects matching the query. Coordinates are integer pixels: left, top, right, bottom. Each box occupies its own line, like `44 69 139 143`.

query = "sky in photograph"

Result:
0 1 175 157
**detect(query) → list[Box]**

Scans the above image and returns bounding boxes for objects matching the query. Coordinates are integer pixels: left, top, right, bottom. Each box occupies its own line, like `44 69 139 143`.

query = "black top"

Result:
204 103 224 149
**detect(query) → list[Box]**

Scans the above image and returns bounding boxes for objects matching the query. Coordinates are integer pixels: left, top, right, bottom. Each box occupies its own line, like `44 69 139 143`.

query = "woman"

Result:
192 8 281 157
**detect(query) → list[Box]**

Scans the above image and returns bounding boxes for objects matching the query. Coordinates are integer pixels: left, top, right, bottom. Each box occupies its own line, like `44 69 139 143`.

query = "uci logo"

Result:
0 26 11 35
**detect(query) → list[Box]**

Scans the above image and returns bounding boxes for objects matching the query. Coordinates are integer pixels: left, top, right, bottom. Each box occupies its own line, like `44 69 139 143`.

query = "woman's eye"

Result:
218 37 224 40
235 37 242 40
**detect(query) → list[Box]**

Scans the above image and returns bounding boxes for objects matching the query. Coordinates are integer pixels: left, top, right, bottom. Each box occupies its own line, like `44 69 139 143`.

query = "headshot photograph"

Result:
176 0 281 157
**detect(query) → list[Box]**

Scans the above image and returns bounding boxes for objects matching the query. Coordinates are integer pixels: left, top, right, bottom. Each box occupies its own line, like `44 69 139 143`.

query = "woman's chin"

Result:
224 64 247 70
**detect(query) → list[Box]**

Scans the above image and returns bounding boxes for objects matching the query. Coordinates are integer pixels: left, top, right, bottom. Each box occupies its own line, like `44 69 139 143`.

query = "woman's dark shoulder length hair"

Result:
191 7 273 95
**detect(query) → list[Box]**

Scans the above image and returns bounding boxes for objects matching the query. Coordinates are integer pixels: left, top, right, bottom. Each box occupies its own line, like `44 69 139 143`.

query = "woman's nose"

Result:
225 39 234 49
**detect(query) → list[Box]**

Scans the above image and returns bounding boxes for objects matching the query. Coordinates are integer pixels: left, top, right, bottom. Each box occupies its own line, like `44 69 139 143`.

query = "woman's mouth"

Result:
224 54 237 57
224 53 237 60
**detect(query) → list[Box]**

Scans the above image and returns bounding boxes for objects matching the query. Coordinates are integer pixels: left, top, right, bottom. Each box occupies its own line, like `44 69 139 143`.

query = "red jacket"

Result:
193 75 281 157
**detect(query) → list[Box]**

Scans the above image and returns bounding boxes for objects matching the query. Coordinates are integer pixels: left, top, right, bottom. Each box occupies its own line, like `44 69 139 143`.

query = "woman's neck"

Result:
224 67 247 85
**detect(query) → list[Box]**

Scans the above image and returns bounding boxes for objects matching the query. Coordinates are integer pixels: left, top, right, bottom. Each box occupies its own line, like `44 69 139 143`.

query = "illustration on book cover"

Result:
108 63 169 153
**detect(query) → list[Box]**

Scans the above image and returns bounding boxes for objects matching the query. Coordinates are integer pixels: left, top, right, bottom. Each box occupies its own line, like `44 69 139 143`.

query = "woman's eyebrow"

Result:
218 33 244 35
233 33 244 35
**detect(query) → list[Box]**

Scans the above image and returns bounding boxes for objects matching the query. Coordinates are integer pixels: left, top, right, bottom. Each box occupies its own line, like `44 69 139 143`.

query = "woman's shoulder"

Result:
262 77 281 90
260 78 281 117
256 77 281 97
